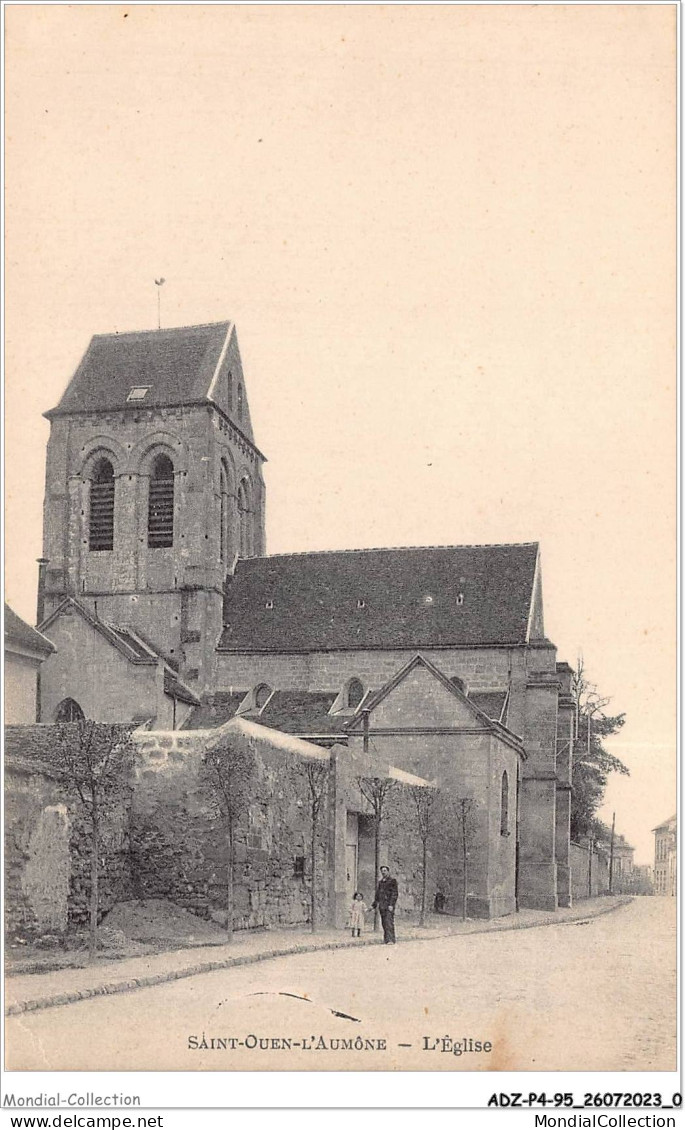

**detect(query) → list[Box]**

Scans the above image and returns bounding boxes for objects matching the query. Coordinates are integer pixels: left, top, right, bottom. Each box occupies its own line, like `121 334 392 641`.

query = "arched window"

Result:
500 771 509 836
54 698 85 723
89 458 115 551
254 683 272 709
238 479 251 557
347 678 364 710
219 463 230 564
147 454 174 548
237 382 243 418
227 370 233 409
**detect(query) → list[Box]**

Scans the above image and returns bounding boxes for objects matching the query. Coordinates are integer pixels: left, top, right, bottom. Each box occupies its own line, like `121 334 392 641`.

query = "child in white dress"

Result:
348 891 368 937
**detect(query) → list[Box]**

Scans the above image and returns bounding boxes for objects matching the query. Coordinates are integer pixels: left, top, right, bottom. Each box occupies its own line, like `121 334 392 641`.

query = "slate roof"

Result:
183 692 249 730
219 543 540 651
183 690 343 735
469 690 508 724
45 321 262 451
48 322 229 414
4 604 56 656
248 691 342 734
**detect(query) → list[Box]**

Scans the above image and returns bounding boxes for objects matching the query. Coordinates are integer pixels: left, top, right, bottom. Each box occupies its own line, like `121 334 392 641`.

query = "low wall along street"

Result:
570 840 610 900
5 719 613 943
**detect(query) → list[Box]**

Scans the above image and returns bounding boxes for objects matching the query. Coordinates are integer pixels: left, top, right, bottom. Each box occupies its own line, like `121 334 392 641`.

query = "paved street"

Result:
6 897 675 1072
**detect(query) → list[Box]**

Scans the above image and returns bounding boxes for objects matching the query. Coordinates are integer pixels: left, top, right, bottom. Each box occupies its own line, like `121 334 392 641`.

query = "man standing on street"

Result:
372 865 398 944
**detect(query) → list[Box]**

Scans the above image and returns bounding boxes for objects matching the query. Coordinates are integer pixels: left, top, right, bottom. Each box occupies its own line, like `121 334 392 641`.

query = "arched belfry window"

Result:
227 370 233 409
54 698 85 723
500 771 509 836
147 454 175 548
238 479 252 557
347 678 364 710
89 458 115 551
237 382 243 418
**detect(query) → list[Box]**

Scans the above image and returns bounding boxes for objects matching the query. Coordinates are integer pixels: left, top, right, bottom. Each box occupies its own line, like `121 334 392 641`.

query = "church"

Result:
34 319 575 918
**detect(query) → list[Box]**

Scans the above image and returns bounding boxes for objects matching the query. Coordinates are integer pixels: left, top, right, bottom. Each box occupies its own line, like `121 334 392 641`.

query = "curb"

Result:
5 897 632 1018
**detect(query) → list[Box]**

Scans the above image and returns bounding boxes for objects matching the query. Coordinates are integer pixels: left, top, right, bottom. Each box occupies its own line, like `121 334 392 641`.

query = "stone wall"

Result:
42 396 265 692
130 728 329 929
5 756 70 937
344 661 520 919
5 651 40 724
5 724 134 937
39 611 165 725
570 840 609 900
216 645 519 696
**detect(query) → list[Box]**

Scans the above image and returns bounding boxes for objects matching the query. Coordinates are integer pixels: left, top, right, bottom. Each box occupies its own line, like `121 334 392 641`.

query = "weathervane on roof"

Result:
154 277 165 330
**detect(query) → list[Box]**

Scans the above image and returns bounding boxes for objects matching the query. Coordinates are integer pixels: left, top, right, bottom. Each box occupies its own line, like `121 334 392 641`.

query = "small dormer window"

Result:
127 386 149 402
254 683 272 710
347 678 364 710
357 599 365 609
265 599 274 610
456 592 464 606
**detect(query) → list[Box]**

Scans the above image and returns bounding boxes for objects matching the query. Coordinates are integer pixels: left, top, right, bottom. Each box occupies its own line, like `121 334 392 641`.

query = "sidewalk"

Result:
5 895 631 1017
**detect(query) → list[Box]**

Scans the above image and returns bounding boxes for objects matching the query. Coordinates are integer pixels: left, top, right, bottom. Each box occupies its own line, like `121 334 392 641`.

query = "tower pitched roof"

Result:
219 542 542 651
45 320 262 453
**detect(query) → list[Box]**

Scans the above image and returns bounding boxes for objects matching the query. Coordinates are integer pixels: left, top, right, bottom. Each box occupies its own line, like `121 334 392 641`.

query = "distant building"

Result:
4 604 55 724
653 815 676 896
609 832 635 893
628 863 654 896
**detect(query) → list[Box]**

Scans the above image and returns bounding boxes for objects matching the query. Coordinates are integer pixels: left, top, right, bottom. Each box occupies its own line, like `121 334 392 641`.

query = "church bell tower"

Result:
39 320 266 692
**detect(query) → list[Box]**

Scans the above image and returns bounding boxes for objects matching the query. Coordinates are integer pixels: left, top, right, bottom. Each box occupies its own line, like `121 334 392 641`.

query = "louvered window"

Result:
148 454 174 548
89 459 115 551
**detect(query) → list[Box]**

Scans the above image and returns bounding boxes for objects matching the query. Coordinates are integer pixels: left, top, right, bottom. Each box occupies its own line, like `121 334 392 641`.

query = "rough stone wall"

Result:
130 730 329 929
5 725 134 935
5 757 70 937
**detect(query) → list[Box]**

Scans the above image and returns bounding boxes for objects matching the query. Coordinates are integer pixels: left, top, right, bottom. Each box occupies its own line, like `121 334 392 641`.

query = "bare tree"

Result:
55 721 134 962
456 797 476 921
571 658 627 840
357 775 396 931
203 730 256 942
409 784 436 926
298 758 329 932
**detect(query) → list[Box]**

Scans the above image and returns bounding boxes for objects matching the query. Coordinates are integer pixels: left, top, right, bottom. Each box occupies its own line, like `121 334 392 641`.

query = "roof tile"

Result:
220 543 539 651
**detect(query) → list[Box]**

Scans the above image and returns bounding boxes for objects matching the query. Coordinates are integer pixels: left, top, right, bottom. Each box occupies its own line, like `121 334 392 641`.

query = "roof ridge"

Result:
247 542 539 561
90 320 232 340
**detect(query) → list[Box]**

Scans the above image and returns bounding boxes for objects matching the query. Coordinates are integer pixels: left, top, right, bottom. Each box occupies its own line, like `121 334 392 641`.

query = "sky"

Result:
4 4 676 863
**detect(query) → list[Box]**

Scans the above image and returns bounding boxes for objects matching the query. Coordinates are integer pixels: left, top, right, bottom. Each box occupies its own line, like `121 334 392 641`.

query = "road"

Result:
5 897 676 1072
